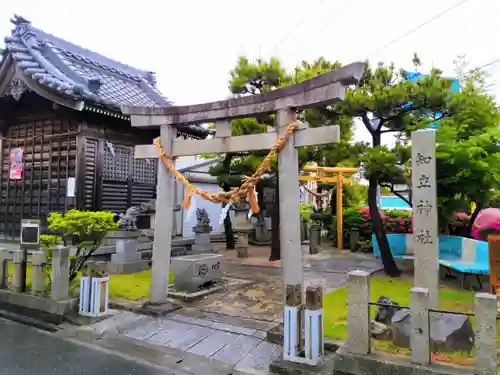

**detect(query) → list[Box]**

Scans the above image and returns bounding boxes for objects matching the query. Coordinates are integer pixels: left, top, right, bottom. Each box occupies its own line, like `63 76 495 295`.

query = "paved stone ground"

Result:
188 264 348 322
89 309 281 374
218 244 383 274
84 248 383 373
182 248 383 323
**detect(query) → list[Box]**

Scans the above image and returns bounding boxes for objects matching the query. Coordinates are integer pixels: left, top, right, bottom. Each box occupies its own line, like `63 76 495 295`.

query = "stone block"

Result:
188 330 237 357
193 232 210 245
211 334 261 365
475 293 497 374
31 250 46 295
171 253 225 293
137 241 153 251
110 234 141 264
254 220 271 243
102 230 141 246
51 246 70 301
0 289 75 324
193 225 211 235
149 213 156 229
0 248 8 289
105 260 150 274
12 249 26 293
346 270 370 355
191 244 214 254
392 309 474 353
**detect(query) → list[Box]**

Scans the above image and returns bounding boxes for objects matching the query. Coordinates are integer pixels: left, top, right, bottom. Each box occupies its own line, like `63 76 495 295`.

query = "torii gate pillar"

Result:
123 61 365 366
277 108 304 300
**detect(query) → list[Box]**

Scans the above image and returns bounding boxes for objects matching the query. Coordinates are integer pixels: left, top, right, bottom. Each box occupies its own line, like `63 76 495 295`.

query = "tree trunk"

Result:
256 181 264 214
221 154 235 249
369 134 401 277
270 176 281 261
468 202 482 238
223 202 235 249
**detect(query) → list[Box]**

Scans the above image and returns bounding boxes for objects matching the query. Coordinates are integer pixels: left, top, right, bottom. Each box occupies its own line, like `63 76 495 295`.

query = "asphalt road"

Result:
0 318 182 375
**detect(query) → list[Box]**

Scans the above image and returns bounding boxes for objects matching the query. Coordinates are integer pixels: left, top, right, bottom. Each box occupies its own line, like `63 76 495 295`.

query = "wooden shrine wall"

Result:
0 116 78 240
79 113 158 214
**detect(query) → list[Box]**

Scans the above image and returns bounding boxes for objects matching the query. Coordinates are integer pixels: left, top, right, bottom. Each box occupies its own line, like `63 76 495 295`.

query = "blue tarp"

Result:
405 71 460 129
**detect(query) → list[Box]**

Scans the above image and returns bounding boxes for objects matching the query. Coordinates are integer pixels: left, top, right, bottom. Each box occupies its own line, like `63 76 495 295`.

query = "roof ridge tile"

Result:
1 14 209 138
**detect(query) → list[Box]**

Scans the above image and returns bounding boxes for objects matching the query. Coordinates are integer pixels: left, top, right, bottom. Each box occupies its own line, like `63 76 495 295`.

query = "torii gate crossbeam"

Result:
122 62 364 365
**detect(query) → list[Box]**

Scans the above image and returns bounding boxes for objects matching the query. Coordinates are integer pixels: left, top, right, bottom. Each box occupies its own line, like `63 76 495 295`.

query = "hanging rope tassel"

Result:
182 187 195 209
154 122 298 209
248 186 260 214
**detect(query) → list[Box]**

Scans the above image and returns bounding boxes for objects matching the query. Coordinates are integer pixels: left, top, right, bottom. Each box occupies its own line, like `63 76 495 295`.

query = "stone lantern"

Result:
232 201 252 258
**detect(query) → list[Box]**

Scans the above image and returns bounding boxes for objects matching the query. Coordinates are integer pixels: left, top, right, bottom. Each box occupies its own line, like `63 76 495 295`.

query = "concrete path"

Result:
89 310 281 374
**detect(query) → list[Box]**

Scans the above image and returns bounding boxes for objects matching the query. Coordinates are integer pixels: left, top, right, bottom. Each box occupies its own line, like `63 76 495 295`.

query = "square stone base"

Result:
105 260 150 274
190 244 214 253
111 252 143 263
171 253 224 292
140 301 182 317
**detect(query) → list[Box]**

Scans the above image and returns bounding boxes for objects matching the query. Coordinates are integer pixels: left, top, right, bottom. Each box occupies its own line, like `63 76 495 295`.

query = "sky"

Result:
1 0 499 147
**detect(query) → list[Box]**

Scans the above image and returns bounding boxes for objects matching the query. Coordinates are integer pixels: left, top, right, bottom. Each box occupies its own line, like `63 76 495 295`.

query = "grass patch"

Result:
108 270 174 301
324 277 499 364
7 264 174 301
324 277 478 340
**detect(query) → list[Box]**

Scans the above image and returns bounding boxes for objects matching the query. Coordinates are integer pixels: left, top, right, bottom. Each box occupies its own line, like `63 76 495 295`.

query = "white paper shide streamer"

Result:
186 194 197 222
248 186 258 219
218 203 231 226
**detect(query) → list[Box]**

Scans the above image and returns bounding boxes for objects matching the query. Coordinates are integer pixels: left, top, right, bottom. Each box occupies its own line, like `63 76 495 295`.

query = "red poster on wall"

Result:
9 148 24 180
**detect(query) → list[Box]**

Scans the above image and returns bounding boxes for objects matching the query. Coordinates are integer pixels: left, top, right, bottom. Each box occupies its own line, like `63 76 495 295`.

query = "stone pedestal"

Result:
51 246 70 301
350 228 360 252
309 223 321 254
254 218 271 243
233 205 252 258
171 253 225 293
31 250 46 296
236 230 251 258
108 231 141 263
191 224 214 253
12 250 26 293
300 220 309 243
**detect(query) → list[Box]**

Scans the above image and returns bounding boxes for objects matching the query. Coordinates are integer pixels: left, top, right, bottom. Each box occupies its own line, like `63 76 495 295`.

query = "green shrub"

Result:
343 207 365 229
342 207 414 250
299 203 313 224
47 210 118 281
384 209 411 219
343 183 368 207
40 234 62 289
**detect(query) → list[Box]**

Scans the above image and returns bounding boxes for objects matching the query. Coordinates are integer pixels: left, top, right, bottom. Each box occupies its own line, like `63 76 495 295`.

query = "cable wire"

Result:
275 0 327 49
366 0 470 58
476 57 500 71
287 0 347 62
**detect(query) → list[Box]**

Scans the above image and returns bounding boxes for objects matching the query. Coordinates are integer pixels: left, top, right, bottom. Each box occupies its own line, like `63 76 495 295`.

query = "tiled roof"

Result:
1 15 208 138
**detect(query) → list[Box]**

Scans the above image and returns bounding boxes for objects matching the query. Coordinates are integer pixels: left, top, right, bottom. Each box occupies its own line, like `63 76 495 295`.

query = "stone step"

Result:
137 242 153 251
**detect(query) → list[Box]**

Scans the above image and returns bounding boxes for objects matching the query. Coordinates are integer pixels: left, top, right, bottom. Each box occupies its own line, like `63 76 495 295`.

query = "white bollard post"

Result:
283 284 302 361
79 263 109 317
304 286 324 365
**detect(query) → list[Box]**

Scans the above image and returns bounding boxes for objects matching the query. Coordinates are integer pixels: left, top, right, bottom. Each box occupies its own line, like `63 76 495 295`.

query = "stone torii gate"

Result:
122 62 364 364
